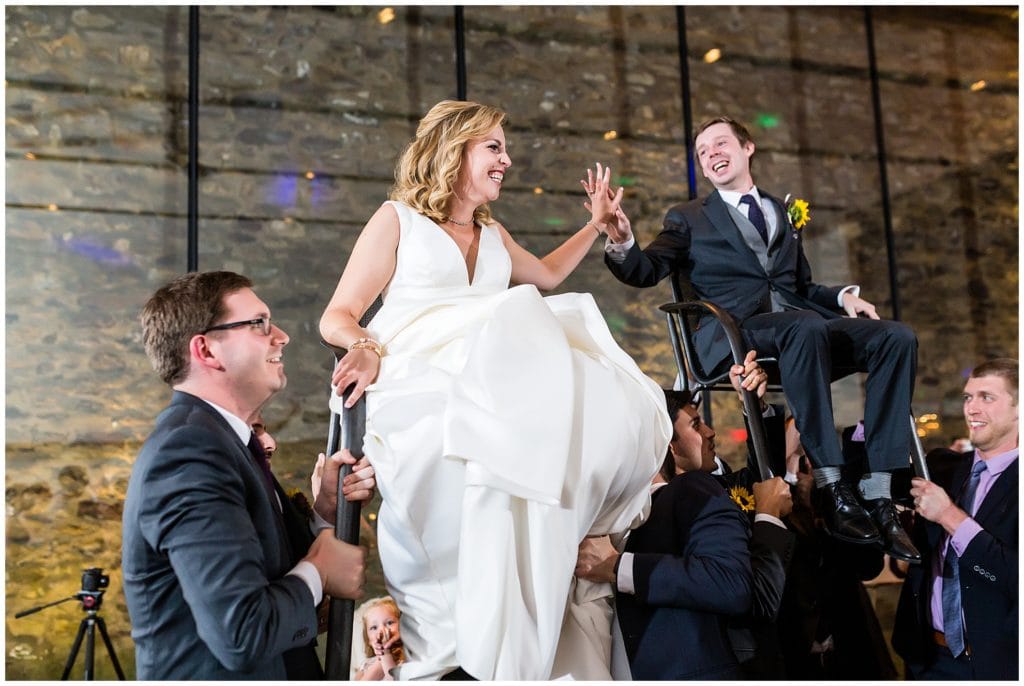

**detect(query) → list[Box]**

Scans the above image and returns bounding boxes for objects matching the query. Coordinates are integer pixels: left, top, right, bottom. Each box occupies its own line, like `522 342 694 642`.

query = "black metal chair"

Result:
659 274 929 482
321 296 382 679
660 294 779 479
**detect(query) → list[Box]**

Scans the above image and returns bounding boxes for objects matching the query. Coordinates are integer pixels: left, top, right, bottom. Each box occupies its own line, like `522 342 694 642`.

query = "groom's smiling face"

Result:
695 122 755 192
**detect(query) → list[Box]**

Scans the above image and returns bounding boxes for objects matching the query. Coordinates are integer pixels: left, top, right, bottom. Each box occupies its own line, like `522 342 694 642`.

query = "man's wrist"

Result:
837 284 860 307
754 512 786 529
290 560 325 606
312 507 334 532
939 504 969 535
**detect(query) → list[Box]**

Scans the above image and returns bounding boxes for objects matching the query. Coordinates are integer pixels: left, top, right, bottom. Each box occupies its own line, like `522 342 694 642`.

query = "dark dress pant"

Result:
904 644 974 680
741 310 917 471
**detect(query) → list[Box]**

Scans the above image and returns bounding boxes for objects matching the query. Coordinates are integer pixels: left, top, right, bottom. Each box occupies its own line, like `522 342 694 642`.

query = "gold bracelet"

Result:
349 337 383 358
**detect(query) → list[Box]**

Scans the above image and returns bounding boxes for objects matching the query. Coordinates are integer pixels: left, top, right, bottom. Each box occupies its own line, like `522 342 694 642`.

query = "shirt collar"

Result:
974 446 1018 477
718 185 762 209
202 398 252 444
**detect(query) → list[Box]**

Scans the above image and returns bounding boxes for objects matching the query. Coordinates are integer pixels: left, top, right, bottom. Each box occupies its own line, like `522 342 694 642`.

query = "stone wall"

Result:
5 5 1018 678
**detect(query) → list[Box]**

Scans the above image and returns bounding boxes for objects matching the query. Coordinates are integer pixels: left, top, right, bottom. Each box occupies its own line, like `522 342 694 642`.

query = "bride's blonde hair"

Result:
390 100 507 225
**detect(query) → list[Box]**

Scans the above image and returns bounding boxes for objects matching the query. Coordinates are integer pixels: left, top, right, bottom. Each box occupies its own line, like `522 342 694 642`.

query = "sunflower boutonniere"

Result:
287 487 315 519
784 193 810 231
729 485 756 513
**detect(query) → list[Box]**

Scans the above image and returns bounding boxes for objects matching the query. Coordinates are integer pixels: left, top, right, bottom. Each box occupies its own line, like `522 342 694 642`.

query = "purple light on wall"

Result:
268 173 298 208
310 174 329 210
58 235 135 268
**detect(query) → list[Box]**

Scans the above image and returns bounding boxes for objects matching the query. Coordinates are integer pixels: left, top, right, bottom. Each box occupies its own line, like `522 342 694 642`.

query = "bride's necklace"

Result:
445 215 473 226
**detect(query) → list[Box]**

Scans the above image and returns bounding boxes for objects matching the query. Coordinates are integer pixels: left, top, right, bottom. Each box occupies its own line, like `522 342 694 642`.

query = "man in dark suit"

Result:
598 116 919 562
123 271 374 679
576 388 753 679
893 358 1018 680
716 465 795 679
672 351 797 677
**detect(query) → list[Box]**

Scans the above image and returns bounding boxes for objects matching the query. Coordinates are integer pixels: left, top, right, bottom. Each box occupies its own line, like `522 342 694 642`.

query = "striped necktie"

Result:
940 460 986 657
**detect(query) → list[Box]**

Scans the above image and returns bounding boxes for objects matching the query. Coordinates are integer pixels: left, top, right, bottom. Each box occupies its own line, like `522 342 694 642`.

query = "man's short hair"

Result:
141 271 252 385
661 389 695 482
969 358 1018 404
694 116 755 148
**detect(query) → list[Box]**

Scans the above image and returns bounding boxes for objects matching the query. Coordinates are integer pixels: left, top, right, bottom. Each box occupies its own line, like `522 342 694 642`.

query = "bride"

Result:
319 100 670 680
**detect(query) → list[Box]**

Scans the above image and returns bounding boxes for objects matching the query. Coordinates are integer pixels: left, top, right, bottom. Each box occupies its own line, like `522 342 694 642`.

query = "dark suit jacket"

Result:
122 391 321 679
606 190 844 369
616 471 753 680
892 455 1019 680
778 504 893 679
715 462 796 678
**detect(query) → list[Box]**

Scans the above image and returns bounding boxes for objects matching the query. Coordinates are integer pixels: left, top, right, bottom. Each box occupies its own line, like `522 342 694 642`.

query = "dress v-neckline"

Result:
433 220 482 285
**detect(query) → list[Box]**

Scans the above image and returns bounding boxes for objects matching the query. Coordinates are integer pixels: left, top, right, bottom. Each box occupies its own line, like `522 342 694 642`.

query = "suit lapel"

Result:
206 410 291 552
169 391 281 511
701 191 763 271
762 193 791 254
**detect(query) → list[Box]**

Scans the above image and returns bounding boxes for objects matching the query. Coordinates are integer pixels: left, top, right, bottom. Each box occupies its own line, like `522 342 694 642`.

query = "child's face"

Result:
366 605 400 642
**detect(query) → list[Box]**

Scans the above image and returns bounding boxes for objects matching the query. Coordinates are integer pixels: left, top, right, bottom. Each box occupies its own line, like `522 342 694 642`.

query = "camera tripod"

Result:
15 572 125 680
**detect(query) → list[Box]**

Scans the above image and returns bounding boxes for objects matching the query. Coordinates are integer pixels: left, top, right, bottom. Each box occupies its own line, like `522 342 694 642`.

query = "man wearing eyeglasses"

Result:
122 270 374 679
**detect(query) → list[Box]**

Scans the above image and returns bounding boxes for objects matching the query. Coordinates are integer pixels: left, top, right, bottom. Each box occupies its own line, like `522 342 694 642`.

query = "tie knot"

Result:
740 194 757 207
971 460 987 478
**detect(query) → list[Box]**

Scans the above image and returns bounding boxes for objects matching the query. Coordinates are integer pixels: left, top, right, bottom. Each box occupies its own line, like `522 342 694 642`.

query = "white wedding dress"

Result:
330 200 670 680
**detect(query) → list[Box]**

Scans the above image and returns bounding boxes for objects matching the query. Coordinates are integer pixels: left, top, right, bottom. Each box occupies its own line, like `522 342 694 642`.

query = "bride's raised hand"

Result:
331 348 380 407
580 162 624 230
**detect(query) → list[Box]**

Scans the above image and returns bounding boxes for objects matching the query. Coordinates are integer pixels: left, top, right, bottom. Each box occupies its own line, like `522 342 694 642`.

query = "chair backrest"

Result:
360 294 384 329
665 271 730 390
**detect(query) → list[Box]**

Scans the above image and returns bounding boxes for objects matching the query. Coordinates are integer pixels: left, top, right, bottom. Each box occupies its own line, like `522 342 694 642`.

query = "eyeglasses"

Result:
201 317 273 336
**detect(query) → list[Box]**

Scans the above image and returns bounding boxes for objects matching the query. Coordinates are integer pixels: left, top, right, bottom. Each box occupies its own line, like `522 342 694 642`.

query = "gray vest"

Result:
726 201 787 313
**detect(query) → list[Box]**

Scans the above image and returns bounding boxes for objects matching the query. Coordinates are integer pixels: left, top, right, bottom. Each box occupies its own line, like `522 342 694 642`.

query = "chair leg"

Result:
908 413 931 480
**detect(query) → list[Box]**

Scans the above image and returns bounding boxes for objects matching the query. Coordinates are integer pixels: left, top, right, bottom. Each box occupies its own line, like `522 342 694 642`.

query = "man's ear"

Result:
744 140 756 159
668 440 681 463
188 334 225 371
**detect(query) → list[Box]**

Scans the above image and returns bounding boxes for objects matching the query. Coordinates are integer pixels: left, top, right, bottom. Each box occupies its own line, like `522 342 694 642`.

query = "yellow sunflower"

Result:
729 485 756 513
287 487 314 518
787 198 810 230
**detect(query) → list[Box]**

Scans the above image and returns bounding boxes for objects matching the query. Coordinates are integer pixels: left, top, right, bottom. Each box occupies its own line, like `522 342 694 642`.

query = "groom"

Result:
602 116 919 563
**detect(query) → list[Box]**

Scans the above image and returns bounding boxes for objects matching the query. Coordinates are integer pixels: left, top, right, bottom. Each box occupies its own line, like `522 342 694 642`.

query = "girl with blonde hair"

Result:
354 596 404 681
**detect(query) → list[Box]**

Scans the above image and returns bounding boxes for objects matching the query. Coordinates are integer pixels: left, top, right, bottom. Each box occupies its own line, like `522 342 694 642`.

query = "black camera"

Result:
81 567 110 593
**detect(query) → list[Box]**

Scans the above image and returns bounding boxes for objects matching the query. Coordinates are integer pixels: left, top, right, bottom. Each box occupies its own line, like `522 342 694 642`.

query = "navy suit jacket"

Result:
616 471 753 680
606 190 844 369
122 391 321 679
892 454 1018 680
716 413 796 677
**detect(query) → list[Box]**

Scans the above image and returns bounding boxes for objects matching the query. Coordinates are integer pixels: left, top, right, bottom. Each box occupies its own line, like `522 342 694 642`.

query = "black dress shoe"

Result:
863 497 922 564
816 481 880 543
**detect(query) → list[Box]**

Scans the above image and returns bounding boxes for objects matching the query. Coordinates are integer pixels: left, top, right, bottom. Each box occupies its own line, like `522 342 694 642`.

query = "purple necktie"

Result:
247 432 280 511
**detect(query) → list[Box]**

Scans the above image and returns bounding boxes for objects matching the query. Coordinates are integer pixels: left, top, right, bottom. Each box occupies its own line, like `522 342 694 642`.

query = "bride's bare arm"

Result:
501 162 623 291
319 202 400 403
